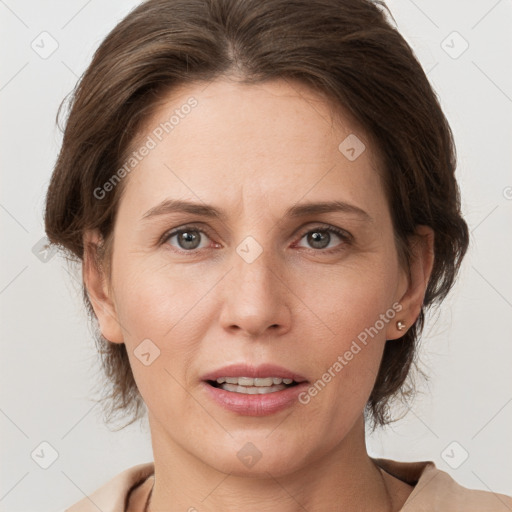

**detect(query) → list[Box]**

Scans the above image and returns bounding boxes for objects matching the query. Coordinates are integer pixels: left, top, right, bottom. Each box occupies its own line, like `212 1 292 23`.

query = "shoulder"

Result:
374 457 512 512
65 462 155 512
64 458 512 512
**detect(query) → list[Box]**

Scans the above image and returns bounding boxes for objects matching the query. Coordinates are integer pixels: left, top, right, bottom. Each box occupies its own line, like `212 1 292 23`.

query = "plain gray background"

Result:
1 0 511 510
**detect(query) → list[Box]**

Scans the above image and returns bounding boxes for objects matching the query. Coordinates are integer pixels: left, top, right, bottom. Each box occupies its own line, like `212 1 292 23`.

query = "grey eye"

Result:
166 229 210 250
306 230 332 249
296 227 347 251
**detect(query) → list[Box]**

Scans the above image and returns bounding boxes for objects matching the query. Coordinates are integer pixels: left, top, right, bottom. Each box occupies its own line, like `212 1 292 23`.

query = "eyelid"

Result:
159 222 353 253
292 223 353 253
159 223 216 247
295 222 352 241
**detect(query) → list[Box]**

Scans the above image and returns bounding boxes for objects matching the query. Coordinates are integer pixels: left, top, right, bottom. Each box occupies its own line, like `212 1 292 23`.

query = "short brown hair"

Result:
44 0 469 428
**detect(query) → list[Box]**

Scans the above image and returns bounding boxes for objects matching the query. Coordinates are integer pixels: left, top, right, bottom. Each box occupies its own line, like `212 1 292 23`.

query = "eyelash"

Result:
160 223 352 255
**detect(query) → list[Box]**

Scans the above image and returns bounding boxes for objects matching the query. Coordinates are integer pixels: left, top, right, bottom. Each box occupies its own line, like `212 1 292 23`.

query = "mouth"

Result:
202 363 308 393
206 376 300 394
200 363 309 415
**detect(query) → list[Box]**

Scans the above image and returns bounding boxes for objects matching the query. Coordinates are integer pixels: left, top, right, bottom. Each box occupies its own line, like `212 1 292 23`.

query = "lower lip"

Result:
202 381 310 416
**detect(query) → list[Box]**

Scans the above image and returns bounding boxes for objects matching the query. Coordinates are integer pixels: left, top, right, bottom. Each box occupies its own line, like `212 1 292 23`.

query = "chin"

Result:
190 432 312 478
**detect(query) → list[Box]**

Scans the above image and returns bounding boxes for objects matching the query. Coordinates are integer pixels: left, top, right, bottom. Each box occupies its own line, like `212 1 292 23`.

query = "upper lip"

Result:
201 363 308 383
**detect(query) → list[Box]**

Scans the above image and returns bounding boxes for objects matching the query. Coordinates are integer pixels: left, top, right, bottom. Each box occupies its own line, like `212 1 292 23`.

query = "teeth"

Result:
221 383 287 394
215 376 294 386
254 377 273 386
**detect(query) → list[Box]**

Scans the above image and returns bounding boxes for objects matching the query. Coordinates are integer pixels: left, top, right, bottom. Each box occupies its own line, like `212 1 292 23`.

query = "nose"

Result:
218 245 292 338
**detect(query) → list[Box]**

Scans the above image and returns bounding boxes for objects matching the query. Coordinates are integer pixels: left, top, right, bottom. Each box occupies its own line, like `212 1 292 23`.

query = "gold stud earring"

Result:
397 320 406 331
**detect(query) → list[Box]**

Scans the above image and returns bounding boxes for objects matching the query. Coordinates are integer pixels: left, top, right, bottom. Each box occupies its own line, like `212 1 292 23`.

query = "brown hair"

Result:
44 0 469 428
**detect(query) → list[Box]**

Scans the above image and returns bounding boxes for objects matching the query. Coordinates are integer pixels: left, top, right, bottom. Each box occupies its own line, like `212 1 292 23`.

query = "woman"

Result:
44 0 511 510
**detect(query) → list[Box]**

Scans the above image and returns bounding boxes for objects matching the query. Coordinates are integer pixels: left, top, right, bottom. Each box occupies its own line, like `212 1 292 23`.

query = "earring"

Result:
396 320 406 331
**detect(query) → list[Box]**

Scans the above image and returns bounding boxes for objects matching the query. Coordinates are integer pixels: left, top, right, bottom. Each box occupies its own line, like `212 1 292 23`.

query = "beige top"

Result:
66 458 512 511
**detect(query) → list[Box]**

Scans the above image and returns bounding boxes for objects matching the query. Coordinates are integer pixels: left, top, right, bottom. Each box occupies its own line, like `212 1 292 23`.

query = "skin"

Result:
83 77 434 511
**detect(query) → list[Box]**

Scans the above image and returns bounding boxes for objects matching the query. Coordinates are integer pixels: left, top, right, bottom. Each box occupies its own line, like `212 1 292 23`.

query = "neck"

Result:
144 414 403 512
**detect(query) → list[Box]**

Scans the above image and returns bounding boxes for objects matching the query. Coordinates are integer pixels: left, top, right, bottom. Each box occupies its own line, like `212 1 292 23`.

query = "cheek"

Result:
112 255 217 341
310 256 400 340
110 258 218 402
299 257 400 409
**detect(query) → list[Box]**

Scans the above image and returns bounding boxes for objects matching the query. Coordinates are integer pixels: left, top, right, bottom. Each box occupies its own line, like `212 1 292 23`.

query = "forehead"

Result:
118 78 387 222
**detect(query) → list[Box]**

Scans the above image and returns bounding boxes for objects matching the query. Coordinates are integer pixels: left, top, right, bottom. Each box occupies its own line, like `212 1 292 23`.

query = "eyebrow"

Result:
141 198 372 222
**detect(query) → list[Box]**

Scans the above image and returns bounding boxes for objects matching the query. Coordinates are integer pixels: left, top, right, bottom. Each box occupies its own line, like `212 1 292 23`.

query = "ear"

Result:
82 229 124 344
387 225 435 340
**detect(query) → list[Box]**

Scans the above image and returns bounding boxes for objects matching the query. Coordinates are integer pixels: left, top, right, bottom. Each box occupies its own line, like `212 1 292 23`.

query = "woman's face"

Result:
91 78 415 476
